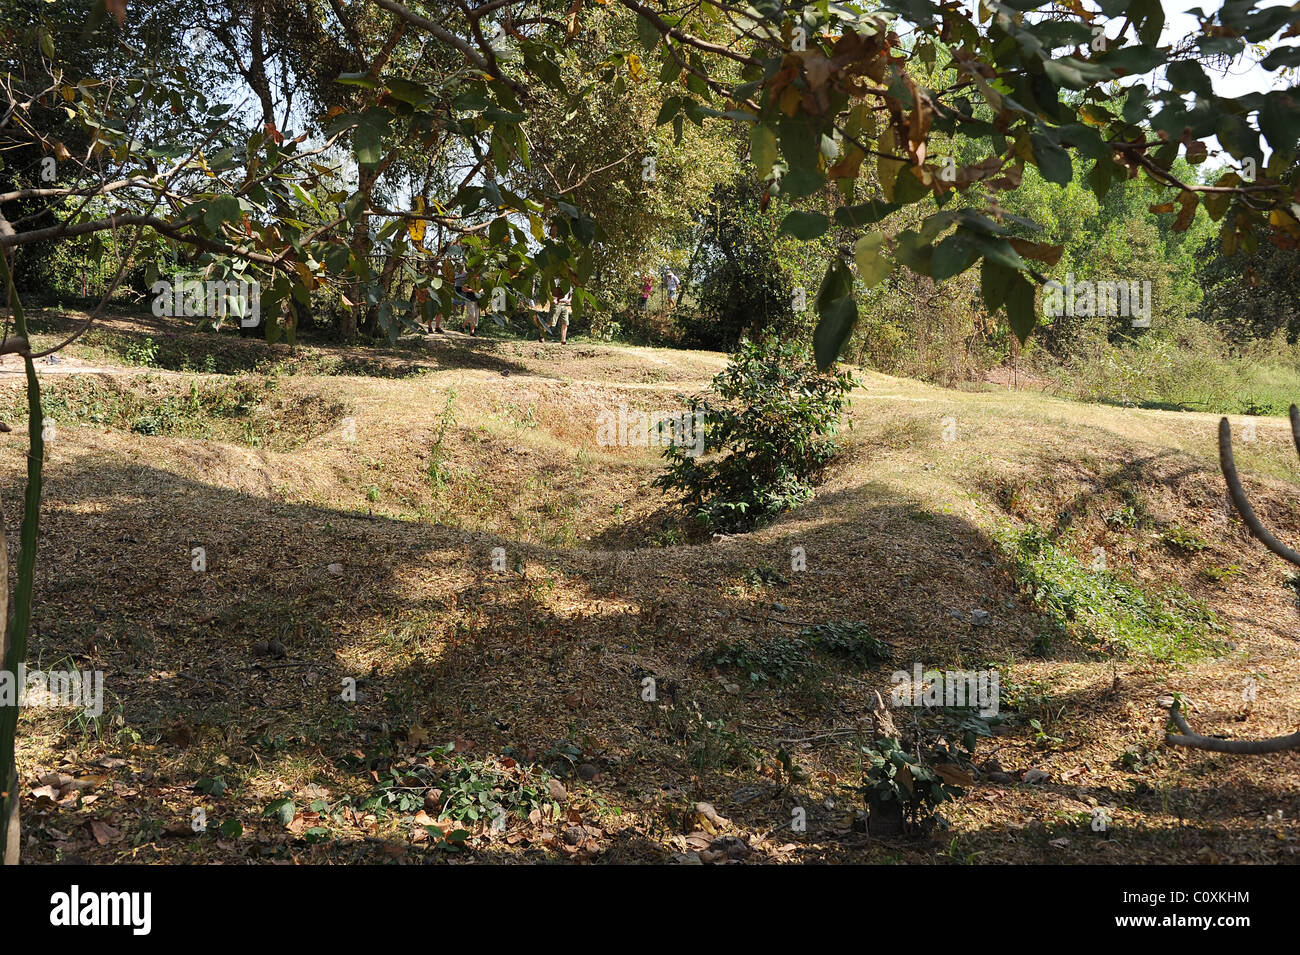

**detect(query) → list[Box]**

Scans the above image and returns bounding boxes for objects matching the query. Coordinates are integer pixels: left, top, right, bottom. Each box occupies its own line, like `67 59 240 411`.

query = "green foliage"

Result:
857 705 991 835
124 336 159 367
1104 503 1143 529
858 735 965 837
999 524 1223 662
1199 563 1244 584
745 564 789 587
799 621 891 667
517 6 740 313
1198 167 1300 343
1045 314 1300 415
0 374 344 452
687 718 759 772
365 746 560 832
426 389 459 489
654 338 855 532
679 177 799 350
1161 525 1209 554
711 633 814 687
711 621 889 686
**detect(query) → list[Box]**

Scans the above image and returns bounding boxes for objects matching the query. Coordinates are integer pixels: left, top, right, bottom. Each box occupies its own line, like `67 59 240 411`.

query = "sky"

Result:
1163 0 1292 96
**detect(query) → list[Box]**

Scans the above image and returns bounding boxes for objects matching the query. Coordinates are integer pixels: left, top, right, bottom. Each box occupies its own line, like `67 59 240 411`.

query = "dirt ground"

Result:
3 308 1298 864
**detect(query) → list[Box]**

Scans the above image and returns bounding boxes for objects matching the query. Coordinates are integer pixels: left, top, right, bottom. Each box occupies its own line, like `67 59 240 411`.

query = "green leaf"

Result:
1087 157 1115 200
1261 46 1300 70
750 124 778 180
835 200 900 228
484 108 527 125
1202 187 1232 221
967 231 1026 271
1030 133 1072 185
1097 44 1165 75
895 229 933 276
854 232 890 288
1122 85 1151 124
659 54 683 84
892 165 930 204
354 118 384 167
522 47 565 91
342 192 365 226
203 195 241 232
1260 91 1300 157
1004 273 1037 344
780 210 830 240
1166 61 1211 97
980 259 1015 312
1054 123 1107 161
636 13 660 50
781 166 827 197
337 72 380 88
813 257 857 369
1217 111 1260 162
452 92 492 112
264 797 295 826
1042 57 1115 90
778 119 820 172
930 231 979 281
1128 0 1165 46
385 78 432 105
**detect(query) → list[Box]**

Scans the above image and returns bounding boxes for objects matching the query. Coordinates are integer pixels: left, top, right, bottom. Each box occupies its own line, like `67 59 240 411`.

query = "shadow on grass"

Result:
9 439 1287 864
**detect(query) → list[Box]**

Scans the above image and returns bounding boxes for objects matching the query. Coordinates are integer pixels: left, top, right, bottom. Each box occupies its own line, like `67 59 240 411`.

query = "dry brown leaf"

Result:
89 820 123 845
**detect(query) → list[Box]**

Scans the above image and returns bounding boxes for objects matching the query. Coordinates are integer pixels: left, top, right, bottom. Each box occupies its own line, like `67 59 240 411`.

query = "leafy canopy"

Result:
2 0 1298 362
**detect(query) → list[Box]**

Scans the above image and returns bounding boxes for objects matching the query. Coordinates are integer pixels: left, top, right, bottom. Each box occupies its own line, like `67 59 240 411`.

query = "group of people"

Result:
426 264 681 342
426 270 572 344
638 268 679 310
427 269 481 337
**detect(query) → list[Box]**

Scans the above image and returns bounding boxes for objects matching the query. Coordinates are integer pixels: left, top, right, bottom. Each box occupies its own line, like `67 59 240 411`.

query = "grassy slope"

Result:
3 308 1299 864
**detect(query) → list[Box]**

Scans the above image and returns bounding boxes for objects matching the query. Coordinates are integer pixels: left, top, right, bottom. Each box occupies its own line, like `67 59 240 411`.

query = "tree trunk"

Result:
1 499 15 866
341 166 378 340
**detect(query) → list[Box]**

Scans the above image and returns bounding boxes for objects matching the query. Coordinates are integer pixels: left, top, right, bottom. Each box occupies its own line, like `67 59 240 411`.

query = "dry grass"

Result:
3 311 1298 864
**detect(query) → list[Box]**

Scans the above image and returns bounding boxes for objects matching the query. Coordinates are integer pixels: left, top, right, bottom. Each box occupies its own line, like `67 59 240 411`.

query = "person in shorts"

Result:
547 290 572 344
664 268 680 309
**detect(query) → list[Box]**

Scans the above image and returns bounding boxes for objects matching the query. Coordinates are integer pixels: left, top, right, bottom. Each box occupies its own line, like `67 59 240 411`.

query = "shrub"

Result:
860 736 966 837
654 338 855 532
858 709 988 837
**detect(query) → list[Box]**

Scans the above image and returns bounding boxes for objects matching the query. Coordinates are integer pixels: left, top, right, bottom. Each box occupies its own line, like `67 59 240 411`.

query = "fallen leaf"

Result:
89 820 123 845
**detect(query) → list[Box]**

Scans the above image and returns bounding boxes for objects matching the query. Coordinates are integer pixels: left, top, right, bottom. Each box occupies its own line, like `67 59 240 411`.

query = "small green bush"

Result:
654 338 855 533
1161 525 1208 554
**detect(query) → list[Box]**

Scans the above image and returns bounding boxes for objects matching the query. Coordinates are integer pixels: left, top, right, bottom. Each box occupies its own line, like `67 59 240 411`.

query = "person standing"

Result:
639 272 653 310
547 289 572 344
455 270 480 336
664 268 680 309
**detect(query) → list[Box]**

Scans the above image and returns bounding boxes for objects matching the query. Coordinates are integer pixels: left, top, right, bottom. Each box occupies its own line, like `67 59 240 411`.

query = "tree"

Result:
516 5 741 308
1198 164 1300 342
684 174 797 349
